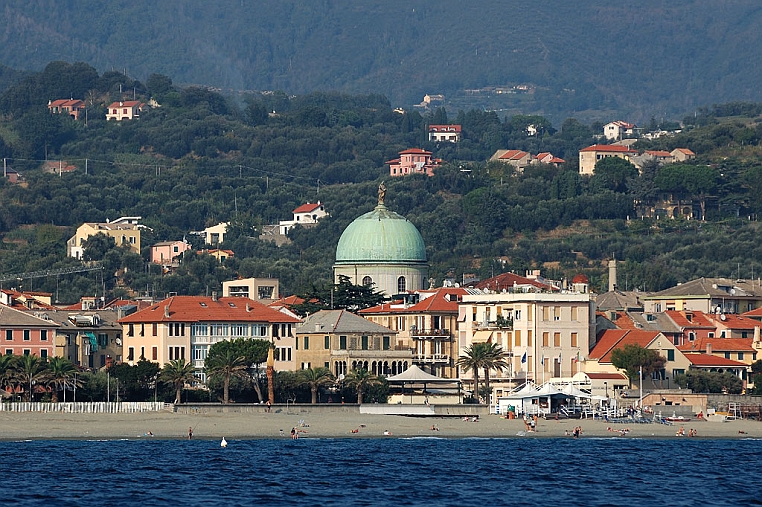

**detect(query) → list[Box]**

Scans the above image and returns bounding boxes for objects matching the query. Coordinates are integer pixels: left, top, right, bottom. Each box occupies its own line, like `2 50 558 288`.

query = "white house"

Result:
278 202 329 235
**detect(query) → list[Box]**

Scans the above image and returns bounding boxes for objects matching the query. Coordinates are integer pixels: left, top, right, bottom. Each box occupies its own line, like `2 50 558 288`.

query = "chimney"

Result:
315 323 322 332
164 305 170 319
246 303 251 312
608 260 618 292
706 342 712 355
212 291 218 302
754 326 761 350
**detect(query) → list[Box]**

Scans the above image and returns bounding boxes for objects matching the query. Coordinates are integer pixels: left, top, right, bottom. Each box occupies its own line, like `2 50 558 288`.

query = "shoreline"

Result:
1 410 760 441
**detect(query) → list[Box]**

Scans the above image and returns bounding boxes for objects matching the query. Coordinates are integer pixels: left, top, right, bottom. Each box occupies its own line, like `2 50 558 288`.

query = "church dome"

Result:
335 204 427 264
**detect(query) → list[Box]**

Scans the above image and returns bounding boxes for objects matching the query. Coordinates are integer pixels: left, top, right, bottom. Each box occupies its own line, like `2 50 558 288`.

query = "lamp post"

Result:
604 381 608 398
107 370 110 403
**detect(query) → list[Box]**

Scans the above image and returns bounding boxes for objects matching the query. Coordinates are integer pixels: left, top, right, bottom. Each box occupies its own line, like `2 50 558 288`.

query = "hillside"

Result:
2 1 762 121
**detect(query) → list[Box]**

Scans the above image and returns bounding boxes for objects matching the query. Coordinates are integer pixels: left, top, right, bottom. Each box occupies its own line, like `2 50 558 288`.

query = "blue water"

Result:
1 438 760 506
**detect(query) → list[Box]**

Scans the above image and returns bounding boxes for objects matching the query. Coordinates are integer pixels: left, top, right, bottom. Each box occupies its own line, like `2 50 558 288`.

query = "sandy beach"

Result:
0 408 760 441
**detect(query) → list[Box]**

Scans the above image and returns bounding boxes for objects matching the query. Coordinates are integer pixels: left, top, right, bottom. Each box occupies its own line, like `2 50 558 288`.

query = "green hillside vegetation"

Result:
2 2 762 121
1 63 762 303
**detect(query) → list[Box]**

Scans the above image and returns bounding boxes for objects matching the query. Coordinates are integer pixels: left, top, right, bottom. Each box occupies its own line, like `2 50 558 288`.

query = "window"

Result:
100 355 106 367
553 307 560 321
739 352 745 360
362 276 373 286
304 336 309 350
5 330 12 341
514 330 521 347
339 336 347 350
98 334 108 347
571 306 578 321
153 323 158 336
128 324 134 337
742 331 749 338
23 330 30 341
514 309 521 321
554 332 561 347
23 349 30 356
152 347 158 361
724 352 730 359
41 349 48 358
128 347 134 361
324 336 330 349
383 336 390 350
397 276 406 293
542 307 549 321
689 332 696 341
41 330 47 341
527 330 532 347
5 349 12 355
362 336 369 350
707 332 714 338
571 332 578 347
542 332 549 347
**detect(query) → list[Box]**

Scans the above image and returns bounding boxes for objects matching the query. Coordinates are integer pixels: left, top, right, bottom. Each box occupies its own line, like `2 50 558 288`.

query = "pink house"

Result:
387 148 443 177
150 240 191 266
106 101 145 121
0 305 59 358
533 152 566 167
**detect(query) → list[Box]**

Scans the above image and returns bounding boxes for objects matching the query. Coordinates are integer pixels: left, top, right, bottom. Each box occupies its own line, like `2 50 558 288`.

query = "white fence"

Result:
0 402 170 413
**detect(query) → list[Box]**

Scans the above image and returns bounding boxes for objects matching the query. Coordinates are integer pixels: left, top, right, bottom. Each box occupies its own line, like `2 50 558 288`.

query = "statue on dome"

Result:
378 181 386 205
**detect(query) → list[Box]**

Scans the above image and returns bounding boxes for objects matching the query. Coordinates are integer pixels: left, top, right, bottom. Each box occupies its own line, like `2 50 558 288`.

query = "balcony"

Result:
412 353 449 364
410 328 451 339
474 321 513 331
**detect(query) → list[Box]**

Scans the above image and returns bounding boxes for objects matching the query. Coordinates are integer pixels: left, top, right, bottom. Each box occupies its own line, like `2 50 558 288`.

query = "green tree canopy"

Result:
593 157 639 193
610 344 665 382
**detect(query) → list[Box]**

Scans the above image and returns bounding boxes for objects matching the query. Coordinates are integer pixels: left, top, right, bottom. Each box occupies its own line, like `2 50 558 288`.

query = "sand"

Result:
0 409 759 441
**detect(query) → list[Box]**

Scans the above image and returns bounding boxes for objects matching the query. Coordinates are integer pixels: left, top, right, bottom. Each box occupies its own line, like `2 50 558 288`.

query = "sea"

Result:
1 437 759 506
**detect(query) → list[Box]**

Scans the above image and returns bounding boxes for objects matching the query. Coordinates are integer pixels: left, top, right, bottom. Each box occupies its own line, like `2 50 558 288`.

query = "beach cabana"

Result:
497 383 541 415
386 365 462 404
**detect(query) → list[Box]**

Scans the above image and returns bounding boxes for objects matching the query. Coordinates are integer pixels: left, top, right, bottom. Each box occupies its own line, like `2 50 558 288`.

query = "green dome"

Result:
335 204 427 263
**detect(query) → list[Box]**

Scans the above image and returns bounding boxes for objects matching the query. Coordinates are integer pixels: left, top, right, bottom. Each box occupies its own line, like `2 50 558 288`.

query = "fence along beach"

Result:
0 403 760 441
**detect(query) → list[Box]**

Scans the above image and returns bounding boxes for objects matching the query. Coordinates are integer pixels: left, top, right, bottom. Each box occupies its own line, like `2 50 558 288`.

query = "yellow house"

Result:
67 216 143 259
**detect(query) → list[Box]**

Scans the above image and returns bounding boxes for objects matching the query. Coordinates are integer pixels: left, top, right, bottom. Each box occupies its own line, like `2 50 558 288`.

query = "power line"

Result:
0 264 103 283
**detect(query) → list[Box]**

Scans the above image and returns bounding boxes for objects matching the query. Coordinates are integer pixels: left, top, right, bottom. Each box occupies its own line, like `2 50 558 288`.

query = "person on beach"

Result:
291 427 298 439
266 400 271 413
188 427 193 440
383 430 392 436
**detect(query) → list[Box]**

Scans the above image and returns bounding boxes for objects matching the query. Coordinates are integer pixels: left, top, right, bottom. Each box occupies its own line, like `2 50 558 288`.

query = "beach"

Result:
0 408 760 440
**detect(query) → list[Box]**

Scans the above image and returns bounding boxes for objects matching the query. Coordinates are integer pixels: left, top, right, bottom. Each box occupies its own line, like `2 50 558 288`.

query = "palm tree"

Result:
46 357 78 402
345 368 381 404
204 348 249 403
457 343 490 403
14 354 48 402
0 354 17 396
159 359 197 404
480 342 510 405
299 367 334 404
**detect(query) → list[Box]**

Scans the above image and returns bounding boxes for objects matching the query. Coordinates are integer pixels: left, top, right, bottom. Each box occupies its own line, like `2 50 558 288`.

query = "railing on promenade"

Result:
0 401 170 413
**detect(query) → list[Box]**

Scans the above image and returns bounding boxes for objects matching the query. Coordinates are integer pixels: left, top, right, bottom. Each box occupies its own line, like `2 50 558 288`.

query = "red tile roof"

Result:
590 329 661 362
472 272 557 292
674 148 695 156
579 144 637 154
645 150 672 157
498 149 530 161
107 100 143 108
742 307 762 318
708 314 760 330
399 148 432 155
360 288 468 315
684 354 747 367
665 310 715 329
677 337 754 353
293 203 322 213
118 296 300 324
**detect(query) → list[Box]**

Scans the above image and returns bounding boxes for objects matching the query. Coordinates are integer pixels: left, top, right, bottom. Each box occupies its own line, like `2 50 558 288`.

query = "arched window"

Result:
397 276 406 293
362 276 373 286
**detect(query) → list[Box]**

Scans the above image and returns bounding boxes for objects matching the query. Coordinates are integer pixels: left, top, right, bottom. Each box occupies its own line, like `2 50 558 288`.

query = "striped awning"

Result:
472 330 493 343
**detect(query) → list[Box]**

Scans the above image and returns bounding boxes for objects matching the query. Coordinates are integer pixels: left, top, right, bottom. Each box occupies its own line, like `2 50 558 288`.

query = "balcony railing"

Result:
412 353 449 363
410 328 451 338
474 321 512 331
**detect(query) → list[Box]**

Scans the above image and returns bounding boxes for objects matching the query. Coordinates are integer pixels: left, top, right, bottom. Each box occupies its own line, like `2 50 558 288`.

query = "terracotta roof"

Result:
645 150 673 157
579 144 637 154
585 372 629 380
665 310 715 329
708 314 760 330
471 272 557 292
398 148 432 155
742 307 762 318
498 149 530 161
590 329 661 362
360 288 468 315
684 354 748 367
118 296 300 324
677 337 755 353
674 148 695 155
607 120 636 129
107 101 143 108
293 203 322 213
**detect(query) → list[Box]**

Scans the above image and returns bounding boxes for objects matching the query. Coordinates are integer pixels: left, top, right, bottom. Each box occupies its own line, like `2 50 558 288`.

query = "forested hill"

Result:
2 1 762 121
